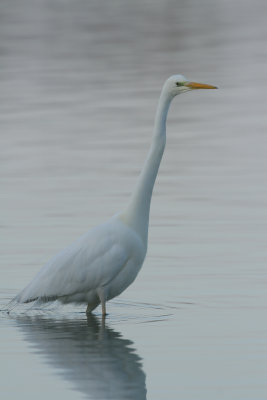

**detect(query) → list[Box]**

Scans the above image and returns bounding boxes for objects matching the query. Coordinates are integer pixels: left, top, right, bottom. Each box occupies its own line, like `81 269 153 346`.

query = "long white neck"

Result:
123 84 175 245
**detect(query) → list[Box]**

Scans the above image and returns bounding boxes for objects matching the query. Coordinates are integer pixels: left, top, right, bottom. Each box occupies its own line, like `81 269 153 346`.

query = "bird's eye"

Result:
176 82 183 87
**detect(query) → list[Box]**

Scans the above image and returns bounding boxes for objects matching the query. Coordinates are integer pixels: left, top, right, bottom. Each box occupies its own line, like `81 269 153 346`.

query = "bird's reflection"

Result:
14 313 147 400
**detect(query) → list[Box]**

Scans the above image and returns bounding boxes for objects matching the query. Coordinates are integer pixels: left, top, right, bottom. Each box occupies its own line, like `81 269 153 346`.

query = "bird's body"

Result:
9 75 217 315
15 214 146 313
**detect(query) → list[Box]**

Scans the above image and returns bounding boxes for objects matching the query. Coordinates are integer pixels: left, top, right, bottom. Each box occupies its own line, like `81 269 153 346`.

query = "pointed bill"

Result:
185 82 218 89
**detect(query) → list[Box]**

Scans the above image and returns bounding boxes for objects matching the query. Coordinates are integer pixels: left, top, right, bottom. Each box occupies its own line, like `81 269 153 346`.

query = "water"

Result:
1 0 267 399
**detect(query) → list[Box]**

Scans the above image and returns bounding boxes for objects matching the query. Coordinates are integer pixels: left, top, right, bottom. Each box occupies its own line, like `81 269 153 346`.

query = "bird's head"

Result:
164 74 217 96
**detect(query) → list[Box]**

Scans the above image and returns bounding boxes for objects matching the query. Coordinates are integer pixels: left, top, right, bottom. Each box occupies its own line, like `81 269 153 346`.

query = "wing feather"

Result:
15 221 129 304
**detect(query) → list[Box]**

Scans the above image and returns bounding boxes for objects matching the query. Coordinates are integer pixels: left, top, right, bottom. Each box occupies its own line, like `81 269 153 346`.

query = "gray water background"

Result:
0 0 267 399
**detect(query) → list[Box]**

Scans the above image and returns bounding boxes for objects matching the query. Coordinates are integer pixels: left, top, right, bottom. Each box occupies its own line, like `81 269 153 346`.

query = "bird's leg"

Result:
97 287 107 316
86 299 100 315
86 303 93 314
101 301 106 317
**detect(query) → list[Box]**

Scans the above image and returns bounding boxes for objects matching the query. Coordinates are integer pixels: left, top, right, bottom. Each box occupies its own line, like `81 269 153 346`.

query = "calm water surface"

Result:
1 0 267 399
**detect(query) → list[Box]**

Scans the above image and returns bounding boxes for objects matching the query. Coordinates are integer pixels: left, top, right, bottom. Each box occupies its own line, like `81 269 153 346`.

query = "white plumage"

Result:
14 215 145 313
9 75 217 315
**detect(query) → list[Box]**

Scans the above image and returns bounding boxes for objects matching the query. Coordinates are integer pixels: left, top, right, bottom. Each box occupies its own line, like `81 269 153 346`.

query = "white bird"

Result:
9 75 217 316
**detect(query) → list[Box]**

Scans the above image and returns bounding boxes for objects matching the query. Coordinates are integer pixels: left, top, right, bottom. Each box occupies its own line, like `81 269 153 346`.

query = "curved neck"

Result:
123 86 175 245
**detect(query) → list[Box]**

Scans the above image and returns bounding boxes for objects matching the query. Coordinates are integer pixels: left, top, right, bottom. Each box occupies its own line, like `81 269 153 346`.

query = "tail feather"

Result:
6 294 63 313
6 297 20 313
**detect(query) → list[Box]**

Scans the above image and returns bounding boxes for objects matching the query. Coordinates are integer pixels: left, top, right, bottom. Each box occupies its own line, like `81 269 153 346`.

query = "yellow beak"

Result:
184 81 218 89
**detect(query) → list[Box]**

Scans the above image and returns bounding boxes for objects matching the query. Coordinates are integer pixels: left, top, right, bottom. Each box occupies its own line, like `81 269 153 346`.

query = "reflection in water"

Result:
14 314 147 400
